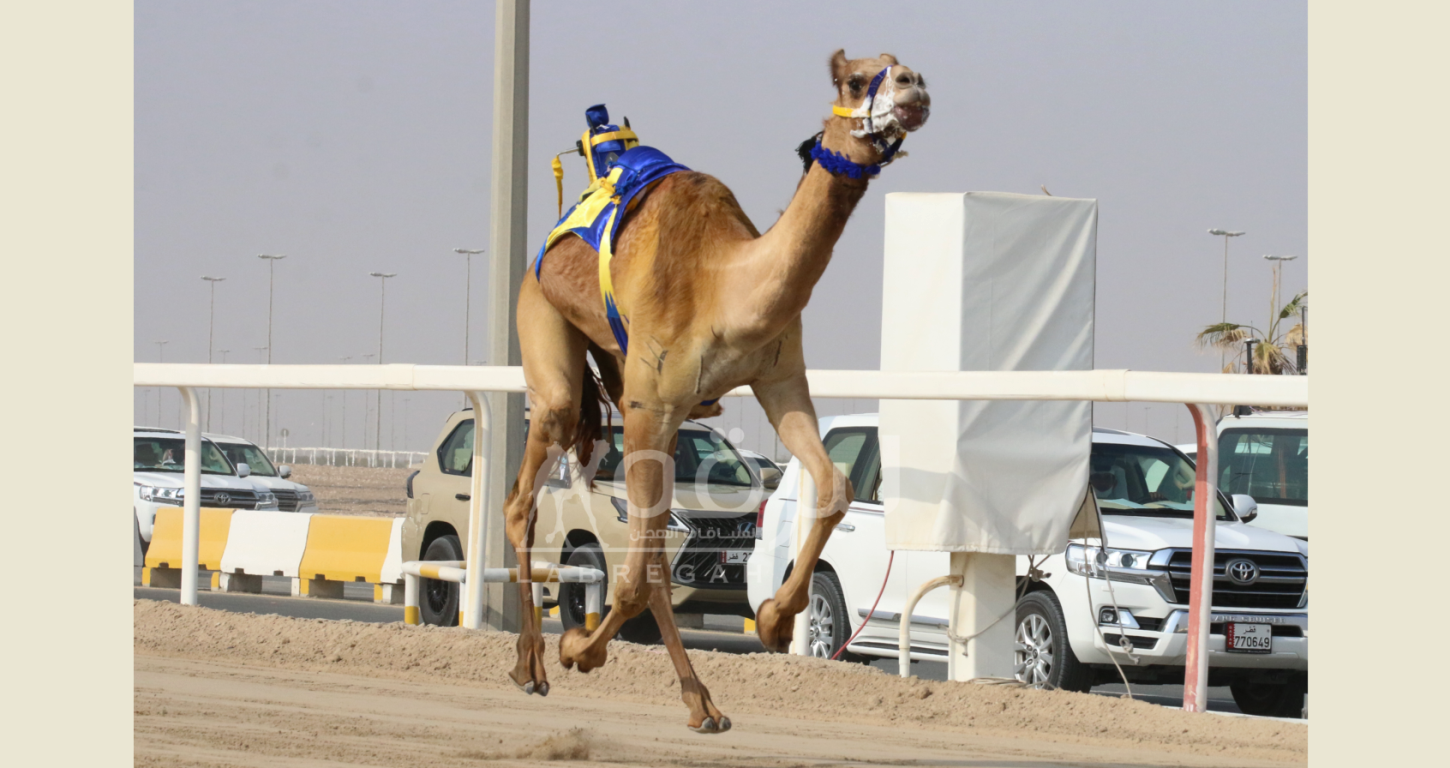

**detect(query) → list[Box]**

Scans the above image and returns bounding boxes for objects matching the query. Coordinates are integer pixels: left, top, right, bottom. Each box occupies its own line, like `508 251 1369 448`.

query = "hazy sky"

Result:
134 0 1307 457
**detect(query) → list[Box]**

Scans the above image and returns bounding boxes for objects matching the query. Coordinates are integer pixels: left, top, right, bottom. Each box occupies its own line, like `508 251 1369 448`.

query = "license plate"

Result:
1226 622 1272 654
721 550 752 565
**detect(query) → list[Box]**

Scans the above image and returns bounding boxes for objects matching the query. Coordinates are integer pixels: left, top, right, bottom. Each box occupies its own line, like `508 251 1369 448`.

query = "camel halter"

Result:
812 66 906 179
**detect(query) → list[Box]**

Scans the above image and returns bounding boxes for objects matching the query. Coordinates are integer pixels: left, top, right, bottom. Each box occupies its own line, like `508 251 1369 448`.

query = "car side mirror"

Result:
237 462 251 478
278 465 292 479
1232 493 1258 523
760 467 782 490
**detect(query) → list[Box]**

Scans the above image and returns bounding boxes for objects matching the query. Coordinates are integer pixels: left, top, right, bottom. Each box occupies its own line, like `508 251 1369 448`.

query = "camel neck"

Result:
737 121 874 328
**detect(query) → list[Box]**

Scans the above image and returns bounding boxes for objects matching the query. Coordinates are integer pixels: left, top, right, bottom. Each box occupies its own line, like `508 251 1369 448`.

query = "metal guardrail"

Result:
133 362 1307 714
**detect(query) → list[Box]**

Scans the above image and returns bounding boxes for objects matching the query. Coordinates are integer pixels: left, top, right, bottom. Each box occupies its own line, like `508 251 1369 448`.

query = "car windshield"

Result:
1091 442 1229 520
219 443 278 477
1218 427 1307 507
133 436 235 475
594 427 755 488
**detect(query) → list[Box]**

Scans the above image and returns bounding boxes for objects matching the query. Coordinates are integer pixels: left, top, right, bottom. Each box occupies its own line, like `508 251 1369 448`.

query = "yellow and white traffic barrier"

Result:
295 514 395 599
401 561 603 631
216 510 313 593
143 507 235 589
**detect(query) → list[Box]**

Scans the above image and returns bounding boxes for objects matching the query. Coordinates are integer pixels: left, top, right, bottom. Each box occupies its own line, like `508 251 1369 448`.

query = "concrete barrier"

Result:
143 507 234 589
217 510 314 593
375 517 406 605
295 515 395 598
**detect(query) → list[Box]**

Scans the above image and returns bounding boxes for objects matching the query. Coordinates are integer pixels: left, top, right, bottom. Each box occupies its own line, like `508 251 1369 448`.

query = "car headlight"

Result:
296 490 315 503
610 496 688 530
136 485 183 504
1066 543 1153 577
256 491 277 506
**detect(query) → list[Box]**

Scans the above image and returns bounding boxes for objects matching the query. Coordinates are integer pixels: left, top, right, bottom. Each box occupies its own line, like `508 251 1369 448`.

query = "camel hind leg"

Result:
505 276 591 696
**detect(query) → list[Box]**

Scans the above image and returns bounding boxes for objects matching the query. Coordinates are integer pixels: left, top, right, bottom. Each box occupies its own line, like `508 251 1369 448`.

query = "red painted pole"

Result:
1183 403 1219 712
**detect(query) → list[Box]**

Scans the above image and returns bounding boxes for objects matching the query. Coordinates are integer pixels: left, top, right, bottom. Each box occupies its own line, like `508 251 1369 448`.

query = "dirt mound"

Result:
134 600 1304 765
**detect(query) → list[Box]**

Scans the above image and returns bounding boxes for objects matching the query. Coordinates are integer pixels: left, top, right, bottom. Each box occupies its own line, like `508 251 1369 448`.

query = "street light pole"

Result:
361 354 375 449
251 345 268 442
1263 254 1298 324
201 276 226 430
455 248 485 407
257 254 286 448
154 341 169 428
1207 229 1245 370
338 355 352 448
369 272 397 453
217 349 230 432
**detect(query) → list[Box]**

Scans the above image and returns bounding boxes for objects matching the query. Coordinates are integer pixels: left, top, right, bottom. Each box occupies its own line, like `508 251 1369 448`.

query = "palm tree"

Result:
1197 290 1307 374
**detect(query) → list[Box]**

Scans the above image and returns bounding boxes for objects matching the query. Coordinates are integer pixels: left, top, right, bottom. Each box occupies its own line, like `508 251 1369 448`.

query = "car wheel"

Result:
559 543 607 632
617 608 663 645
419 534 462 627
559 542 661 644
1014 591 1093 692
1230 672 1307 718
806 571 863 661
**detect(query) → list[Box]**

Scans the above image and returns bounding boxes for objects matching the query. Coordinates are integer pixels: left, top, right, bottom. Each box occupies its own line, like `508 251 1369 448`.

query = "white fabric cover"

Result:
880 192 1097 554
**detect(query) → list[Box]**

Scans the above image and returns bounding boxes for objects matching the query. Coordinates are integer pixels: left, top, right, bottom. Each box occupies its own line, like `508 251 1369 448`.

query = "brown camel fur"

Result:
502 50 930 732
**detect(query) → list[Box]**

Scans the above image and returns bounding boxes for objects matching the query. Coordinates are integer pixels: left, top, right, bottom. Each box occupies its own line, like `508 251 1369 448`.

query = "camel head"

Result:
829 50 931 141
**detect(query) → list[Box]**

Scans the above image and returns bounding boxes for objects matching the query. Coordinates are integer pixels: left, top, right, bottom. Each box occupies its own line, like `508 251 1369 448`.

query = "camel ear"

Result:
829 49 848 85
879 53 899 65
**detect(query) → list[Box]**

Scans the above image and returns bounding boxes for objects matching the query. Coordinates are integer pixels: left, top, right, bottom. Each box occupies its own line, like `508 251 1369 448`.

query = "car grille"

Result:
270 488 300 512
1152 549 1307 609
200 488 260 509
670 512 756 590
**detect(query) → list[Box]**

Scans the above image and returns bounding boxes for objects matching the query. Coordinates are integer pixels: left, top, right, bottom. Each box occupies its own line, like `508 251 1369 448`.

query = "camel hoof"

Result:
523 681 535 695
536 681 549 697
689 715 731 734
559 627 604 673
692 717 718 734
755 599 793 653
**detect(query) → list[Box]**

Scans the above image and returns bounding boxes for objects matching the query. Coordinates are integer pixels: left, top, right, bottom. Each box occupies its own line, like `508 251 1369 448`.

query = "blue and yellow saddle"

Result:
534 104 690 358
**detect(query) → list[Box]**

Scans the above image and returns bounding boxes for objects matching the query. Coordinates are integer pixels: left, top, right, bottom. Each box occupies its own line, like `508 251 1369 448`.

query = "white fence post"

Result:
462 391 493 630
179 386 202 606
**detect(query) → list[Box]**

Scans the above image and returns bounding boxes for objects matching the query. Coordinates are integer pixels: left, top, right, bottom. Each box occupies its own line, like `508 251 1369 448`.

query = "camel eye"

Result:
848 77 864 95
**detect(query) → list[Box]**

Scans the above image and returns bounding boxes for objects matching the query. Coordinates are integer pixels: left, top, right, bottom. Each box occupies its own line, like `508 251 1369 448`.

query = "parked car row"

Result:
747 413 1308 718
132 427 317 554
396 405 1307 718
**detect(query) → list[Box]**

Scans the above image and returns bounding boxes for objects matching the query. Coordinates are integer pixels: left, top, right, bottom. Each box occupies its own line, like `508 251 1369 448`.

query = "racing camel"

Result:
504 50 931 732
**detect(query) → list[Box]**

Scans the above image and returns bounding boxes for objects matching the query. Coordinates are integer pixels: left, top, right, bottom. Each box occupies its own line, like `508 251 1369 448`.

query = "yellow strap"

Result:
597 203 625 320
590 128 640 147
551 155 565 218
831 104 857 118
582 130 598 184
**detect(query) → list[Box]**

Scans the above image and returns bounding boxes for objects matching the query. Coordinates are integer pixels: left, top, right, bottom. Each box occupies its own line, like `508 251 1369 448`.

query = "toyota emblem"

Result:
215 492 230 506
1226 558 1259 585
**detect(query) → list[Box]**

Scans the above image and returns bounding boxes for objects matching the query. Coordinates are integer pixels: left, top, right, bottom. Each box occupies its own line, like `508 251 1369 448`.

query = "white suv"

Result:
133 428 279 552
206 433 318 513
747 414 1309 718
1216 411 1308 540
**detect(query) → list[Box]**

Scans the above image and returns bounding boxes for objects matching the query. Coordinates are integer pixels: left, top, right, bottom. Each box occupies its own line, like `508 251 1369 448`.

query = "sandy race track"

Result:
134 600 1305 767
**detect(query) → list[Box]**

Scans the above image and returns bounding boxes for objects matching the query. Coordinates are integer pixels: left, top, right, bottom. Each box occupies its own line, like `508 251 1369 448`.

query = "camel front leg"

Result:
559 408 681 673
750 373 854 653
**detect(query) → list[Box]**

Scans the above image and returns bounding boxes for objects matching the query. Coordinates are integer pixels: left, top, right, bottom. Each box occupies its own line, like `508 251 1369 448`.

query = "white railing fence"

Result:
133 362 1307 715
264 447 429 469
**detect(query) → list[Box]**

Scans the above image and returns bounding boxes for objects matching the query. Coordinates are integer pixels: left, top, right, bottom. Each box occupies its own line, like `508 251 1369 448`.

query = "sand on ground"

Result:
135 600 1305 767
288 464 411 517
